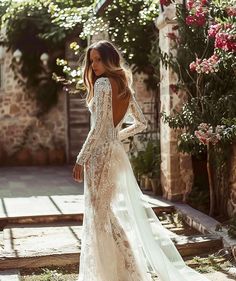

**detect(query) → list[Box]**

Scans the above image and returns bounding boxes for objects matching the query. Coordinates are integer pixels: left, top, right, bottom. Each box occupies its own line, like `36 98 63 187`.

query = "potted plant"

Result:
130 139 162 192
146 140 162 195
149 162 162 196
130 149 146 188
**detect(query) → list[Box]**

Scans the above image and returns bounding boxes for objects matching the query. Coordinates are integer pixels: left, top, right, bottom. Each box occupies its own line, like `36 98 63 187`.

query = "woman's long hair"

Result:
81 40 134 106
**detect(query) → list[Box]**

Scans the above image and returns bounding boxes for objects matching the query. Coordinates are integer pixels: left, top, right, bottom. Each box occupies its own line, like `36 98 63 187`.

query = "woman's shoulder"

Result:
94 77 111 94
95 76 109 83
94 76 117 89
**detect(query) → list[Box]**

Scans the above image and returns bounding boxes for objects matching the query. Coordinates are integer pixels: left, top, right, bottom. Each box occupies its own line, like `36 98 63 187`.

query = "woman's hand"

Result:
73 163 84 182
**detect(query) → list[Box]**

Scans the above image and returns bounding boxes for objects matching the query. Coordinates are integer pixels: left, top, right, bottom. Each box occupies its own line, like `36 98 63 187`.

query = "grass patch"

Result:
20 264 79 281
185 251 236 274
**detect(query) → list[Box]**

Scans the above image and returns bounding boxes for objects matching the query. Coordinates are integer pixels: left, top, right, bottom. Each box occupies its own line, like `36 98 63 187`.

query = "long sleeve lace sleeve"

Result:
76 77 110 165
118 93 148 142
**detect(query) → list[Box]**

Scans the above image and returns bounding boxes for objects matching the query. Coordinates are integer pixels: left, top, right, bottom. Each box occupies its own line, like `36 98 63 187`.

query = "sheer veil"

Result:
108 140 211 281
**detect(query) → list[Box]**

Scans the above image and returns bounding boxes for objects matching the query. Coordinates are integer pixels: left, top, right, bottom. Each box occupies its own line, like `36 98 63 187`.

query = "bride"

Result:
73 40 210 281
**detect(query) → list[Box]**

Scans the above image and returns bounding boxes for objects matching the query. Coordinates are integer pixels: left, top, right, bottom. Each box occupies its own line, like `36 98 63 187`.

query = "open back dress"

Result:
75 76 210 281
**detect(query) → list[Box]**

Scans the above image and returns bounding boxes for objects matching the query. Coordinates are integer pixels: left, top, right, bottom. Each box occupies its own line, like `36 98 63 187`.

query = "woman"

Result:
73 40 210 281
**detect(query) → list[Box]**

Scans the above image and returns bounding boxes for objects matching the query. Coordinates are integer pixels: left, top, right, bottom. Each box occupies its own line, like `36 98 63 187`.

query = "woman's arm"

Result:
118 93 147 141
76 77 110 165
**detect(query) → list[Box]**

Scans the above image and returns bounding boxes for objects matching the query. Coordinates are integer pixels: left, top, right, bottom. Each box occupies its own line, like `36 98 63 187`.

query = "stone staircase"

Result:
67 94 90 164
0 194 224 278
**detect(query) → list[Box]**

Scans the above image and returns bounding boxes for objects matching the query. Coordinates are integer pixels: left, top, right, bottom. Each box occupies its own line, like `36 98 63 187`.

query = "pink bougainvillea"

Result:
194 123 223 146
208 23 222 38
189 54 220 74
225 6 236 17
186 0 208 27
186 1 236 73
215 31 236 52
208 23 236 52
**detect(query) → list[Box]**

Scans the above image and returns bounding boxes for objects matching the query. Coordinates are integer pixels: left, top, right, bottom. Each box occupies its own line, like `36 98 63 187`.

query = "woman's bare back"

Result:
109 77 131 128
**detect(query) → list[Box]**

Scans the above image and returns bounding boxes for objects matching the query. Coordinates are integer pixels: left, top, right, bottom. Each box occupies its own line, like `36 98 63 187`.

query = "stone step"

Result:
160 225 198 236
0 269 20 281
0 222 222 270
0 195 175 227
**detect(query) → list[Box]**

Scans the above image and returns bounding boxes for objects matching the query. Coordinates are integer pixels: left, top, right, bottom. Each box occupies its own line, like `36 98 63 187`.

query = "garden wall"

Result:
0 49 67 166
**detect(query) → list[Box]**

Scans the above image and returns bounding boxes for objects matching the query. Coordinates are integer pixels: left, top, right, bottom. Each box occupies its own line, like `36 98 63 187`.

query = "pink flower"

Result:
160 0 172 6
189 54 220 74
170 84 178 93
186 0 208 27
186 11 207 27
208 24 222 38
189 61 197 71
201 0 208 6
195 131 208 145
226 7 236 17
196 12 207 26
187 0 194 10
215 31 236 52
186 15 195 25
195 123 222 146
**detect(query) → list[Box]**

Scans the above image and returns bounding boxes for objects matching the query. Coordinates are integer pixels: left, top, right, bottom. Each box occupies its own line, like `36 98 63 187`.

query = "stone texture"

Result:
156 5 193 202
0 49 66 165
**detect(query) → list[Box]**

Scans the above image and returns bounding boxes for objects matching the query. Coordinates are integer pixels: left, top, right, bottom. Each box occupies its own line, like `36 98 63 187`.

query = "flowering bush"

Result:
189 54 220 73
186 0 208 27
194 123 223 145
185 0 236 74
161 0 236 217
213 24 236 52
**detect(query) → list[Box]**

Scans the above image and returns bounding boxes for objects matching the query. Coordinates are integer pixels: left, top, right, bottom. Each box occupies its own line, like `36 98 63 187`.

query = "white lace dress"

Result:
75 77 210 281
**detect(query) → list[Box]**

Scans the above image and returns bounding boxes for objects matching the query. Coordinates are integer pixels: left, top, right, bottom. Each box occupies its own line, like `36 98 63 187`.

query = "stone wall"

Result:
0 48 67 166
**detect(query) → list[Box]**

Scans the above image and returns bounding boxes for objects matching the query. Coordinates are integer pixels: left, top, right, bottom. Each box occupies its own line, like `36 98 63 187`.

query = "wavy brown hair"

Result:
81 40 134 106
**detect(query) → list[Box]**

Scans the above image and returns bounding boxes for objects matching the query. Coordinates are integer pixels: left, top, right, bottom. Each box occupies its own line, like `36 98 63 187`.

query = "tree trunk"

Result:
207 143 215 216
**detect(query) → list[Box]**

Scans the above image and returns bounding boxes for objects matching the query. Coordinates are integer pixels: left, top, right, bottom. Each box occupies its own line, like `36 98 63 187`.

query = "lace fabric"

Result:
76 77 210 281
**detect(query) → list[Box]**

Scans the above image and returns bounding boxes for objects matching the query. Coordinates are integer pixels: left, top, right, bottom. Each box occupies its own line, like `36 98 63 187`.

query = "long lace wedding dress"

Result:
76 76 210 281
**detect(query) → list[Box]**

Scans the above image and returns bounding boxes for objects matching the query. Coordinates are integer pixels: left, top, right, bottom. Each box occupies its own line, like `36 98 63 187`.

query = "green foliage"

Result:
159 1 236 217
130 139 161 178
53 0 161 94
1 0 160 113
78 0 160 90
162 2 236 155
0 0 89 115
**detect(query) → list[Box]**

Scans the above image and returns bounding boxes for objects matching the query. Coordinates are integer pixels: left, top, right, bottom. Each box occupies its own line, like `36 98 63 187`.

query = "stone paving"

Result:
0 165 83 198
0 165 236 281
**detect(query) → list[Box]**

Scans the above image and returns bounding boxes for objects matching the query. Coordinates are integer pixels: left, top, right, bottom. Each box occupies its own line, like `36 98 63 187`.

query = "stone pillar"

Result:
155 4 193 201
